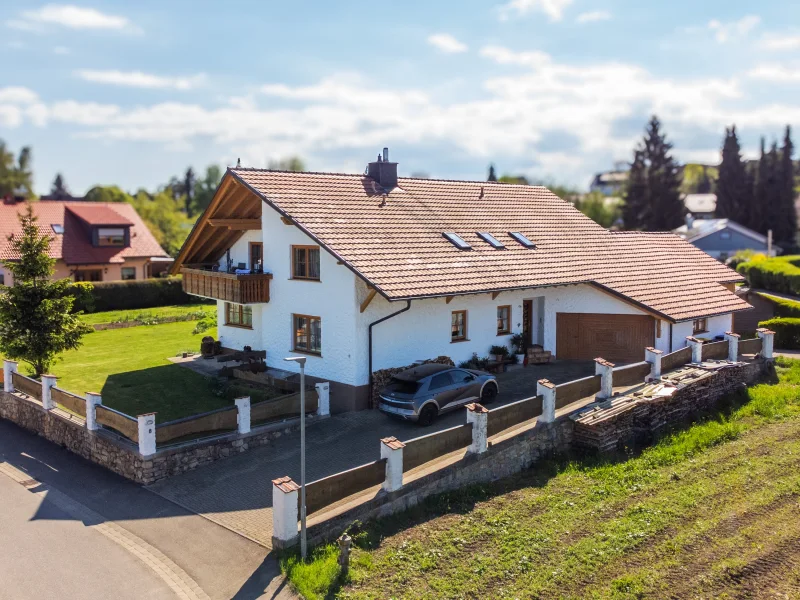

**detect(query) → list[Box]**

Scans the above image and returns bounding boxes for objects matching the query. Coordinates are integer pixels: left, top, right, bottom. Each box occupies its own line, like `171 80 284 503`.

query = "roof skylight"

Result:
509 232 535 248
443 232 472 250
477 232 505 249
51 224 64 235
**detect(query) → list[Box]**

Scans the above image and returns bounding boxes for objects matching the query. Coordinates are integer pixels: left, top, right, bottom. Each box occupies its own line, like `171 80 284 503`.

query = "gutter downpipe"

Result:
368 300 412 404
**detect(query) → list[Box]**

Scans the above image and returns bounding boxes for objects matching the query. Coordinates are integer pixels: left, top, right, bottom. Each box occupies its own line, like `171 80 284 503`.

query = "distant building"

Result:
674 216 779 262
0 200 172 286
589 170 628 196
683 194 717 220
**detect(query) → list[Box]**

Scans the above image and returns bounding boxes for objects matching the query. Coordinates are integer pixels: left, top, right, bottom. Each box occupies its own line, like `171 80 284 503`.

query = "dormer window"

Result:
97 227 126 247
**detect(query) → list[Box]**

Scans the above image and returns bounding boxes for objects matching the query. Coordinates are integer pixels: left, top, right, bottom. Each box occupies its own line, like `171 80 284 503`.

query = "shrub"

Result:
737 256 800 296
726 249 767 270
758 317 800 349
193 311 218 335
71 276 201 313
489 344 509 356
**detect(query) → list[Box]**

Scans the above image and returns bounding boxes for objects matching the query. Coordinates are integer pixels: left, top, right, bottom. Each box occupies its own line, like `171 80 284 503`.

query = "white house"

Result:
172 150 751 413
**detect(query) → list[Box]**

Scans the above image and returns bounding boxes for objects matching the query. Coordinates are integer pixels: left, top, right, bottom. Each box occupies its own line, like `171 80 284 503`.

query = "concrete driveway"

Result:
147 360 595 549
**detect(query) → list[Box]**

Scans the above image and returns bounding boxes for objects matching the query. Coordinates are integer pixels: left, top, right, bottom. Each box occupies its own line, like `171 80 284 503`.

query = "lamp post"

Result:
284 355 307 558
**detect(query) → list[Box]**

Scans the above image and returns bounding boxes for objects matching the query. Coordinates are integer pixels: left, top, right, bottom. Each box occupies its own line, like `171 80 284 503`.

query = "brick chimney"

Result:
367 148 398 191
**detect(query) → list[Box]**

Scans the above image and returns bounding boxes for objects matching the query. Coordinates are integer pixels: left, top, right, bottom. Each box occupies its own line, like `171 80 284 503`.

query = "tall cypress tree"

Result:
622 116 683 230
778 126 798 246
760 141 784 242
716 126 751 226
752 137 769 234
487 164 497 182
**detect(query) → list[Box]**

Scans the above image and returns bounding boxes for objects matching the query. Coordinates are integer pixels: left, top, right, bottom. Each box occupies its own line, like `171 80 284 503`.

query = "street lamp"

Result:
284 355 307 559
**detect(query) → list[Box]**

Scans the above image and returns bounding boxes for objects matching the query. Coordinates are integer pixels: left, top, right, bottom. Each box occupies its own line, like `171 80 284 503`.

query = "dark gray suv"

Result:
378 364 499 426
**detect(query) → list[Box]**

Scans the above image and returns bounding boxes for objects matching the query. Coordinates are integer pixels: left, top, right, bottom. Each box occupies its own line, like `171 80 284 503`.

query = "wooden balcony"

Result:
181 266 272 304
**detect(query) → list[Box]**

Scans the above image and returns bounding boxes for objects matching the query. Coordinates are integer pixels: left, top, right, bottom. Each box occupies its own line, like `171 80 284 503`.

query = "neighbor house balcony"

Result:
181 266 272 304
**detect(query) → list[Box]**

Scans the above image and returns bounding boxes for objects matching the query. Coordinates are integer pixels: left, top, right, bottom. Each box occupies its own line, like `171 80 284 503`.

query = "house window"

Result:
0 273 4 286
292 246 320 280
97 227 126 247
75 269 102 282
720 231 731 240
293 314 322 354
249 242 263 272
693 318 708 335
121 267 136 281
497 305 511 335
225 303 253 328
451 310 467 342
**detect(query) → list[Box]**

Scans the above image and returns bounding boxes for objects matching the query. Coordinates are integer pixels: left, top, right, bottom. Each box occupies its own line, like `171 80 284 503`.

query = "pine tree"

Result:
0 204 91 375
778 126 798 247
761 142 783 241
752 138 769 234
622 116 684 230
50 173 70 199
183 167 196 217
716 126 751 225
487 164 497 182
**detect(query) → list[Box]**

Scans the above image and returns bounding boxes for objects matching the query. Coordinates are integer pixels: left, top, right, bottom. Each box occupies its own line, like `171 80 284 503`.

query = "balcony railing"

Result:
181 266 272 304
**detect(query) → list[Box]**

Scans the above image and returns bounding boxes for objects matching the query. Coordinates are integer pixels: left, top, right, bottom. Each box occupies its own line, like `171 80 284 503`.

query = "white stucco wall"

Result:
215 206 361 385
357 283 667 387
668 313 733 352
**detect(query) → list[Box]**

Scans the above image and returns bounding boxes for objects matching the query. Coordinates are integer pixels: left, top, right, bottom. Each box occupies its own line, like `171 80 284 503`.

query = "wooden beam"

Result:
208 218 261 230
360 288 378 313
492 291 500 300
445 296 454 304
281 216 294 226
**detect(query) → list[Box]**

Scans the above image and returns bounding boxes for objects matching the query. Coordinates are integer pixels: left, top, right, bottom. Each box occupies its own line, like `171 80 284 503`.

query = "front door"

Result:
523 299 533 348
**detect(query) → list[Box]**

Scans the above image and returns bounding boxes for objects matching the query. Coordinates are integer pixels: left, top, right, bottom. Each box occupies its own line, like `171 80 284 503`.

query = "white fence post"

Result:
85 392 102 431
757 328 775 359
380 436 404 492
686 336 703 363
271 476 300 549
137 413 157 456
315 382 330 417
3 360 17 393
645 347 662 380
466 403 488 455
537 379 556 424
724 331 740 362
41 374 57 410
235 396 251 434
594 358 615 399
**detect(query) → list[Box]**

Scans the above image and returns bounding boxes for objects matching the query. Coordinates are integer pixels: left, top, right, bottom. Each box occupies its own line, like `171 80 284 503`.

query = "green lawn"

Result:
284 358 800 599
79 303 214 326
52 321 225 423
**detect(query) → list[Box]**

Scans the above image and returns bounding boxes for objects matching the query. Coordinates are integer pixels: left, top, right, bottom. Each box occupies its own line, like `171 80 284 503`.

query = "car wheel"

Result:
418 403 438 426
480 382 498 405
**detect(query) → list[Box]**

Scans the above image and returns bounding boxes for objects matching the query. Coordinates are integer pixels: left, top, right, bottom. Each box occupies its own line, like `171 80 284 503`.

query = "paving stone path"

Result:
149 361 595 548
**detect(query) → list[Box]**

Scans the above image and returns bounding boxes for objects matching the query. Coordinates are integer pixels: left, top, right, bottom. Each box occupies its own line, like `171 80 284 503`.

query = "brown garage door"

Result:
556 313 655 363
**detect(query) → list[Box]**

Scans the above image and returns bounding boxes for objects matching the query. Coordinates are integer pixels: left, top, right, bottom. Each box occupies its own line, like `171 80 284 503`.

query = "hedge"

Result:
71 276 206 313
758 317 800 350
757 292 800 318
737 256 800 296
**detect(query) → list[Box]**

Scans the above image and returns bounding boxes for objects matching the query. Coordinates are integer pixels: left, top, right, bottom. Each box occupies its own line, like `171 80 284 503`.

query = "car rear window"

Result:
386 379 421 395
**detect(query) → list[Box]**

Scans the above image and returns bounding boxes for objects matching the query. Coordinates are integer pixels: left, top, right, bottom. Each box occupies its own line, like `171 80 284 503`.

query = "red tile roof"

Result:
213 169 749 322
0 201 169 264
66 204 133 226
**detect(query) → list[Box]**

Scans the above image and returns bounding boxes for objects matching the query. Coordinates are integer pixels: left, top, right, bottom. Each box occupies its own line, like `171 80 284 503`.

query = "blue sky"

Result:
2 1 800 195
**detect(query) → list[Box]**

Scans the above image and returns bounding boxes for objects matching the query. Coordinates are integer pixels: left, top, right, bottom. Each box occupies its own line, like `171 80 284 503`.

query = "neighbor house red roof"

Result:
178 169 751 322
0 201 169 264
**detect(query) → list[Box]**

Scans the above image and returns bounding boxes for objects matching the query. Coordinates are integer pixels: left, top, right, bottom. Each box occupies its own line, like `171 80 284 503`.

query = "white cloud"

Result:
427 33 468 54
708 15 760 44
14 4 138 32
747 64 800 83
0 86 39 104
576 11 611 24
53 45 70 55
497 0 573 22
75 70 207 90
760 33 800 51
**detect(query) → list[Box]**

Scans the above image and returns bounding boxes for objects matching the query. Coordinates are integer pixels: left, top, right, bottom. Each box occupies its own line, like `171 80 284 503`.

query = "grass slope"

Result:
79 303 214 326
284 358 800 599
54 321 224 422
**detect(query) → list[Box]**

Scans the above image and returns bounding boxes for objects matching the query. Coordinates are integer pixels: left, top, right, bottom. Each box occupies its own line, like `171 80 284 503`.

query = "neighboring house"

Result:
171 150 751 414
0 200 172 286
589 169 628 196
674 217 780 262
683 193 717 219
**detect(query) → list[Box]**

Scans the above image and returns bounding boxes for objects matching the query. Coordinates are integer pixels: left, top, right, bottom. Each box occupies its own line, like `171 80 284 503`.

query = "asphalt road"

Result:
0 472 174 600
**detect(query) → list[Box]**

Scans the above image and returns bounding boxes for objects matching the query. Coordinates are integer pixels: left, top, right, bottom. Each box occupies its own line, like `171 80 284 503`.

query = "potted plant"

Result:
489 344 510 362
510 333 526 364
